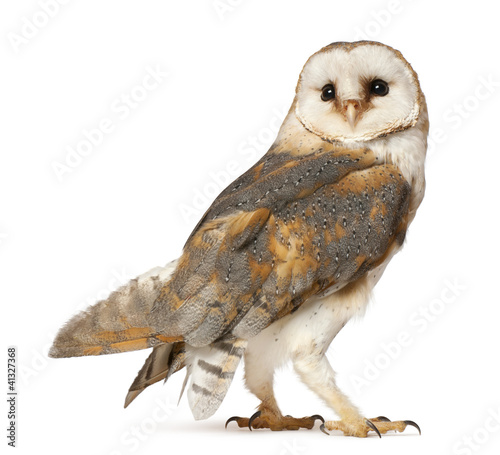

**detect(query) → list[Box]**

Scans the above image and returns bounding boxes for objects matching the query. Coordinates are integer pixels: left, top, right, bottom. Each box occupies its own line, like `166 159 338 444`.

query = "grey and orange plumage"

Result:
50 41 428 437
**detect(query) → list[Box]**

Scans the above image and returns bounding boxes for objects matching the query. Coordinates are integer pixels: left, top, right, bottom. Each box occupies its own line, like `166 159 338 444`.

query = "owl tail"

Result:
49 260 180 359
124 342 187 407
123 337 247 419
187 338 247 420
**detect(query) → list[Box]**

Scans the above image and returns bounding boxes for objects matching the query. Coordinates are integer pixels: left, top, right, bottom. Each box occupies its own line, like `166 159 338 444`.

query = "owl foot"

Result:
321 416 421 438
225 411 324 431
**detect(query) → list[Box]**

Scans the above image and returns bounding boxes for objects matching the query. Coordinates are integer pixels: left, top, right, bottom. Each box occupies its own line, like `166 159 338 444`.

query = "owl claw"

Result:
374 416 391 422
310 414 325 424
248 411 262 431
366 419 382 438
403 420 421 435
225 416 242 429
320 423 330 435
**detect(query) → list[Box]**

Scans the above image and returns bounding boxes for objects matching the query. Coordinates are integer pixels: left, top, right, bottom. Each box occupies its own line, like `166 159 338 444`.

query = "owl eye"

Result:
370 79 389 96
320 84 335 101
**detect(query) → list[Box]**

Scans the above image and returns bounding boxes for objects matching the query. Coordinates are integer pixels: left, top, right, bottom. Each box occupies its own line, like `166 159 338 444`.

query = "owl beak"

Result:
344 100 361 130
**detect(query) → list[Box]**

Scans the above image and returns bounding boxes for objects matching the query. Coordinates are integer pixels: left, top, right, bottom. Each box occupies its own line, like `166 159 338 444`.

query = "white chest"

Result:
245 275 377 368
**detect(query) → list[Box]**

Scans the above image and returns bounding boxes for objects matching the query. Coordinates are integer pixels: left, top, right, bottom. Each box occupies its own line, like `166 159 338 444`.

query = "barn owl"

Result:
50 41 428 438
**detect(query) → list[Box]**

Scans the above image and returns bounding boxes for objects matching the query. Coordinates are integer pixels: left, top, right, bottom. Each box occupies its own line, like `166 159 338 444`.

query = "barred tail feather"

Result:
124 344 173 408
49 260 179 358
187 338 247 420
124 342 186 408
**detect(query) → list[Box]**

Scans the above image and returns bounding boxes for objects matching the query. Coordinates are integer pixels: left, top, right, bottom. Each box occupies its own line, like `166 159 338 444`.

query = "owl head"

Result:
294 41 424 143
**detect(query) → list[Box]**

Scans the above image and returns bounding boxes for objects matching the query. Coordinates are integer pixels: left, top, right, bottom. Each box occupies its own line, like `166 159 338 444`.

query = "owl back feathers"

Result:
149 146 411 345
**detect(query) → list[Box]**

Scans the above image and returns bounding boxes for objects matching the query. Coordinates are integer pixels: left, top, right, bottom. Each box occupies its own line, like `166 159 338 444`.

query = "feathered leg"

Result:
292 352 420 437
225 348 323 431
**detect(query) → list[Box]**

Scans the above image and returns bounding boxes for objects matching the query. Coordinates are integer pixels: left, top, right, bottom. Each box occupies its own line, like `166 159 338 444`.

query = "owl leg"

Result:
225 350 324 431
292 352 420 437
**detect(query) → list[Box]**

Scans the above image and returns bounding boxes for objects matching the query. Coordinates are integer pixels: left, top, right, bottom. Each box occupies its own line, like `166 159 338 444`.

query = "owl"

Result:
50 41 428 438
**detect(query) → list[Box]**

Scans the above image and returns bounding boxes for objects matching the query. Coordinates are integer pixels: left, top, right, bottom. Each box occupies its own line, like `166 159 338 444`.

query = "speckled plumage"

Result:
147 146 410 349
50 41 428 436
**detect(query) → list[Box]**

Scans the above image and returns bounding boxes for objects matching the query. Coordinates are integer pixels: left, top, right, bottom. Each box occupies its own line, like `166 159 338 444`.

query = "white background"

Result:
1 1 500 454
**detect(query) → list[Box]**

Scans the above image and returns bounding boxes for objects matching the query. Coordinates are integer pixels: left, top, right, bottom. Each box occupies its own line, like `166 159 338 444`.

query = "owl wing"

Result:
148 145 411 346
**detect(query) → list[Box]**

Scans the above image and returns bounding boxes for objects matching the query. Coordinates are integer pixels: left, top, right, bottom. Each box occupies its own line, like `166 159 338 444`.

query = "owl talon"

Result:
225 416 242 429
320 423 330 435
310 414 325 424
324 415 420 437
403 420 421 435
225 411 324 431
366 419 382 438
248 411 262 431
